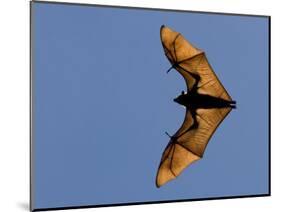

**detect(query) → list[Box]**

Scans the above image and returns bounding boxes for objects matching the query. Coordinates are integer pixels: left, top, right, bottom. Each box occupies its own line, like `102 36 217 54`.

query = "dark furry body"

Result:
174 92 236 109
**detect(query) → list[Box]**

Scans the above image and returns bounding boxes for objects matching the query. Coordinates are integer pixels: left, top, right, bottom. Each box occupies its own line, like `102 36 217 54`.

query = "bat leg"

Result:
189 108 199 130
190 74 201 93
176 108 199 139
177 64 200 92
226 100 236 109
165 108 199 141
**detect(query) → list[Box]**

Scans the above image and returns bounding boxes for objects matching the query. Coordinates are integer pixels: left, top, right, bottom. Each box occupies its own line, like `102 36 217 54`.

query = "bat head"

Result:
173 90 186 106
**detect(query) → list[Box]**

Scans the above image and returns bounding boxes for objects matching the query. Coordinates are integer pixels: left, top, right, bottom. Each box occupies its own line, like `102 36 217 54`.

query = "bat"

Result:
156 25 236 188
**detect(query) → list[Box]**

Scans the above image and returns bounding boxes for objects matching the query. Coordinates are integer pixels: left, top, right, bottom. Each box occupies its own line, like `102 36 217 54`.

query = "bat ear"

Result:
181 90 185 95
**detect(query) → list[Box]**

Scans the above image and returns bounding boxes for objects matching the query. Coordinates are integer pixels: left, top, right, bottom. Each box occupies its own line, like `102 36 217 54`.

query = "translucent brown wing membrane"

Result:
160 25 202 62
156 110 200 187
156 107 231 187
179 53 232 101
156 141 200 187
156 25 233 187
176 107 231 157
160 26 202 91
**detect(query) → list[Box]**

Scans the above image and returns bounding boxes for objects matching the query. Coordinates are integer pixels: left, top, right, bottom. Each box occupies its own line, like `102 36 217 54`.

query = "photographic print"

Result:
31 1 270 211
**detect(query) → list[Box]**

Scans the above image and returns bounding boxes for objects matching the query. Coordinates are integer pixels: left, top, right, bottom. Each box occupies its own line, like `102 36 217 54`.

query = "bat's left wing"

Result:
156 107 232 187
156 109 200 187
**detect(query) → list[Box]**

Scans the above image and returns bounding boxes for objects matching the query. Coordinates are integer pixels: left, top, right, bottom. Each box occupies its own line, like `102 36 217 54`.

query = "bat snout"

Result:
173 98 180 103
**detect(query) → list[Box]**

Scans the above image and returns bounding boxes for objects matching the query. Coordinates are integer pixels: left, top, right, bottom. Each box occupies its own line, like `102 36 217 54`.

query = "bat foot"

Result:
229 100 236 109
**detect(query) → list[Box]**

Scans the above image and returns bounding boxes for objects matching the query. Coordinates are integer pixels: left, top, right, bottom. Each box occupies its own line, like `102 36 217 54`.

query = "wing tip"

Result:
155 144 203 188
155 162 174 188
155 176 170 188
160 24 166 35
155 182 161 188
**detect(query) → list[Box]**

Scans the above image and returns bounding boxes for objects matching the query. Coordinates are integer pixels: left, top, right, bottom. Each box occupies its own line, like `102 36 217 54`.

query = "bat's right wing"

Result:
160 25 202 92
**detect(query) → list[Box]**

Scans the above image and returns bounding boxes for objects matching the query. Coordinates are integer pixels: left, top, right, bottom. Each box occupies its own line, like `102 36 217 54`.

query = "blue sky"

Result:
32 2 269 209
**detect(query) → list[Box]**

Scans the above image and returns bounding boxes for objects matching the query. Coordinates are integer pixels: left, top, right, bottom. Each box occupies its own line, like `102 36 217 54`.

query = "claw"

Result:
165 131 172 138
166 66 173 73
